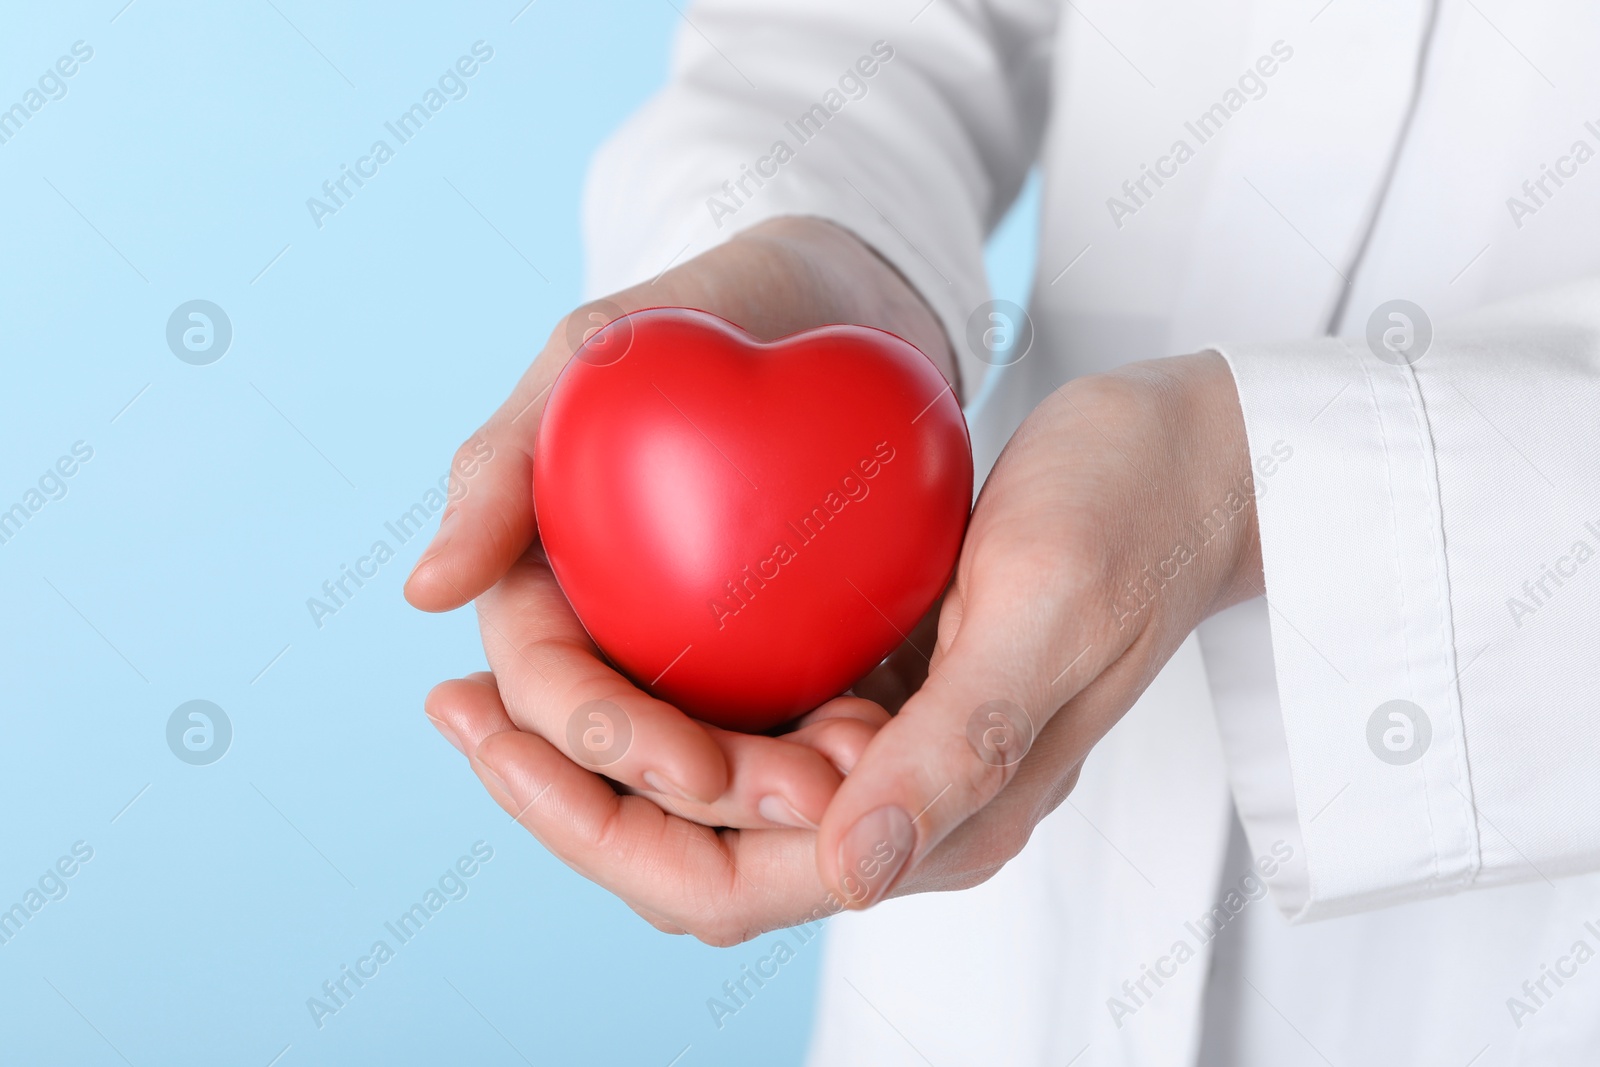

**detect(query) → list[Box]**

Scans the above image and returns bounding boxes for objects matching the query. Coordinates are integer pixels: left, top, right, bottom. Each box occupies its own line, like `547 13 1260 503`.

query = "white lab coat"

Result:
582 1 1600 1063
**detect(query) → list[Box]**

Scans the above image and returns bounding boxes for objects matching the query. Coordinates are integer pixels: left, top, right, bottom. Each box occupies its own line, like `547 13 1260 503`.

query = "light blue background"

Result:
0 3 1036 1064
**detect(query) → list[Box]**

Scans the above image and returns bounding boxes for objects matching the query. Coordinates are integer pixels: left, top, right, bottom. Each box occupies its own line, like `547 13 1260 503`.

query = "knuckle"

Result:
627 905 686 936
994 822 1034 863
957 705 1036 795
488 507 524 551
450 432 496 481
972 525 1111 607
971 750 1018 804
694 928 741 949
945 861 1008 893
573 801 629 855
1053 539 1115 600
687 915 751 948
966 824 1030 872
488 630 572 693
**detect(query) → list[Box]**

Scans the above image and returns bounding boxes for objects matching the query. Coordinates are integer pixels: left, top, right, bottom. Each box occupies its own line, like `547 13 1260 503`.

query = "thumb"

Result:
813 576 1109 908
403 299 619 612
406 217 956 613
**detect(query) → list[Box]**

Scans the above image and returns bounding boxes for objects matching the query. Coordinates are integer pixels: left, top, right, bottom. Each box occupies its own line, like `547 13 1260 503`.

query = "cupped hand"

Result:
429 354 1265 945
407 216 958 829
427 673 893 942
808 352 1265 907
462 549 895 829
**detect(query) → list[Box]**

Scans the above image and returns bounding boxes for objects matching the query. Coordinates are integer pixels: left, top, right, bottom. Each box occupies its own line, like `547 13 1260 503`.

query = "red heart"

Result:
534 308 971 731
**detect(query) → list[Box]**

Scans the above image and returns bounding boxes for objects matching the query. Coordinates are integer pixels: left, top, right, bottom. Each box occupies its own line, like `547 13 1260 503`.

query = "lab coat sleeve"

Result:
1211 280 1600 921
581 0 1058 400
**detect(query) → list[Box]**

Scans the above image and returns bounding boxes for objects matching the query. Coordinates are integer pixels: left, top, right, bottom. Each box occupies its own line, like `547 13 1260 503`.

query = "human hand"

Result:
428 354 1263 945
424 671 895 942
805 352 1263 907
407 216 957 829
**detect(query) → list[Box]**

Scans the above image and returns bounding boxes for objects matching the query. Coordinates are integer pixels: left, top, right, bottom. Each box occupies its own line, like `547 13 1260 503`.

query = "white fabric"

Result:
582 0 1600 1062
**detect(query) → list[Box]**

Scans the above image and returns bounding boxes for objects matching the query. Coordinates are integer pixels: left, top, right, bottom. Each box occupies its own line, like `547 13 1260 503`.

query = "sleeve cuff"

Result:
1203 338 1481 920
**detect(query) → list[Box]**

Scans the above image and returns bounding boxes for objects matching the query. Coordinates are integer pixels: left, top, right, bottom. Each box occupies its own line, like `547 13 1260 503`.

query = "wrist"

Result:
1169 351 1263 616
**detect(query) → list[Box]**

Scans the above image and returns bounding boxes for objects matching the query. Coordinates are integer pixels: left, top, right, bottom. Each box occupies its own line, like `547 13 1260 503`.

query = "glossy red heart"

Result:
534 307 971 731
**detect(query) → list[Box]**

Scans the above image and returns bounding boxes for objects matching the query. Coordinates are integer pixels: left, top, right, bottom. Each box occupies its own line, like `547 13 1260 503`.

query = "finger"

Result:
425 672 515 757
400 383 545 614
877 720 1087 899
813 556 1126 908
659 725 843 830
479 552 892 825
627 903 688 936
433 668 879 830
401 265 803 616
474 552 730 805
404 212 960 615
432 669 853 835
787 697 890 776
794 695 892 731
435 667 1073 917
680 697 890 827
471 726 846 945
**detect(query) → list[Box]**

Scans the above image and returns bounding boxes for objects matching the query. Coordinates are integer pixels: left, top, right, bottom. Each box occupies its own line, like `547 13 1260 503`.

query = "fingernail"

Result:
643 770 691 802
410 510 460 577
836 805 914 908
426 714 466 756
759 795 818 830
